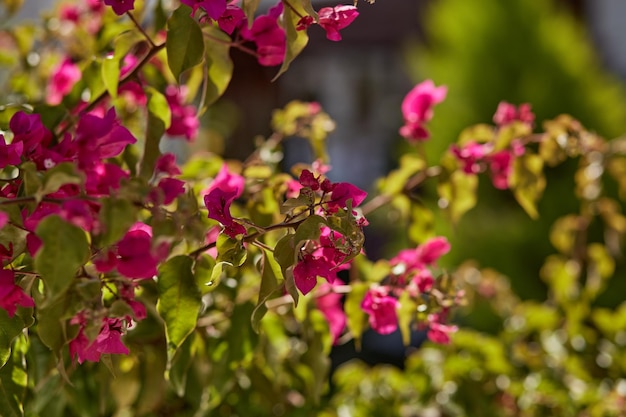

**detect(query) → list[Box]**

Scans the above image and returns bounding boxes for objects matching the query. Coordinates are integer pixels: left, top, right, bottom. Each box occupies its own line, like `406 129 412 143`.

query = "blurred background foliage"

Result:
401 0 626 311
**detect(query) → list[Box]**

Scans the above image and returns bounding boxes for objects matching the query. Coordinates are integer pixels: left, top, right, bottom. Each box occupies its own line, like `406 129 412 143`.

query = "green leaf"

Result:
273 1 309 80
242 0 261 27
549 215 580 255
437 170 478 223
194 254 217 293
139 108 165 179
147 87 172 129
34 215 90 301
251 249 284 333
157 256 202 358
101 54 120 99
166 5 205 81
167 333 195 397
344 282 369 350
274 233 295 270
36 294 74 353
540 255 580 305
216 234 247 266
585 243 615 300
99 197 138 246
510 153 546 219
38 162 83 199
20 161 41 200
203 26 233 107
294 214 327 247
0 310 25 368
299 0 318 19
0 352 26 417
397 291 417 346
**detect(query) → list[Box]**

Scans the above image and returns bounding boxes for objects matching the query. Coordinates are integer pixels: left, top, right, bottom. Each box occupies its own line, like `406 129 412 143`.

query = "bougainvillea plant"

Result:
0 0 624 416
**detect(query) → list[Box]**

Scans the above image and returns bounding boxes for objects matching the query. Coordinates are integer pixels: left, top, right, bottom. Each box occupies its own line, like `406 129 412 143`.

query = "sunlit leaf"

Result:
203 26 233 107
34 215 89 301
251 249 284 333
345 282 369 350
157 256 202 358
273 1 309 80
510 152 546 219
437 170 478 223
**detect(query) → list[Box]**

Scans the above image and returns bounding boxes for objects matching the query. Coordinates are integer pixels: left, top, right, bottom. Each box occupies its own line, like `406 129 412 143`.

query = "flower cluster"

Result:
451 101 533 189
0 109 185 358
361 237 459 344
203 164 247 238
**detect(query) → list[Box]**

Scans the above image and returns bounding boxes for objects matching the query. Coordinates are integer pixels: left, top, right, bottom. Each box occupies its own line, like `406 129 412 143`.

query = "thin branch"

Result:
126 11 156 48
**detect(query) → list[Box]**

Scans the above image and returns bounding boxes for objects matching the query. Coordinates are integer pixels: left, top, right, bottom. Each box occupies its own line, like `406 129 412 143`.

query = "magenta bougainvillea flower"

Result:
451 138 525 190
240 2 286 66
218 4 245 34
488 141 525 190
0 135 23 169
315 283 346 344
390 236 451 272
361 286 399 335
181 0 227 20
293 226 353 295
74 108 137 166
318 5 359 41
46 58 81 105
493 101 535 127
150 177 186 205
10 111 53 160
327 182 367 212
203 164 247 238
69 315 129 363
103 0 135 15
154 153 182 176
399 80 447 142
165 85 199 141
426 313 458 344
294 253 335 295
116 223 162 279
0 211 8 230
0 269 34 317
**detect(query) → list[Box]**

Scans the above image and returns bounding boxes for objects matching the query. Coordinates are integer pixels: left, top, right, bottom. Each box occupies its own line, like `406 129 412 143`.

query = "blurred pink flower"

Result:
0 269 34 317
47 58 81 105
399 80 447 142
318 5 359 41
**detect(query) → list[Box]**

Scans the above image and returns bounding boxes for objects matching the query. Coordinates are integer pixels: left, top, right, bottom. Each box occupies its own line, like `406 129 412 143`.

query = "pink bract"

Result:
318 5 359 41
399 80 447 142
116 223 160 279
46 58 81 105
165 85 199 141
181 0 227 20
203 164 247 238
361 286 399 335
241 3 286 66
103 0 135 15
69 315 129 364
493 101 535 127
0 269 34 317
218 4 245 34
